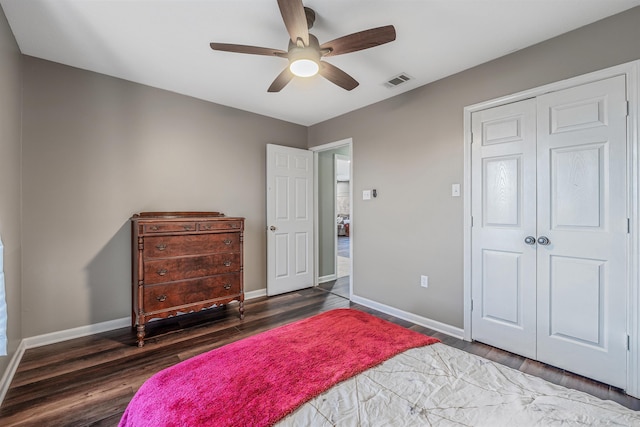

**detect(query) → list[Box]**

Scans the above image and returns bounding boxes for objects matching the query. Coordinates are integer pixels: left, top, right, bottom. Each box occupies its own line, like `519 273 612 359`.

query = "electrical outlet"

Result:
420 275 429 288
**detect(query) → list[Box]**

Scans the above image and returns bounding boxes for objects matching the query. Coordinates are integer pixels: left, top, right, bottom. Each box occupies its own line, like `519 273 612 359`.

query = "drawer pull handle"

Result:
156 294 167 302
183 225 192 231
150 225 159 231
231 224 239 228
223 261 232 267
202 225 212 230
155 243 167 251
223 283 232 290
157 269 168 276
223 239 232 245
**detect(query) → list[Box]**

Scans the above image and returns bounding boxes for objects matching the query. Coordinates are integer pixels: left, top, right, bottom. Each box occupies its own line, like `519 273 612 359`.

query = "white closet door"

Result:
471 75 629 389
471 99 538 359
536 75 628 388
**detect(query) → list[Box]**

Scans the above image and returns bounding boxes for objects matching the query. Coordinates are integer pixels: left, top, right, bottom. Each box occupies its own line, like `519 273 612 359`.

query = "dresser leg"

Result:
239 301 245 320
136 324 146 347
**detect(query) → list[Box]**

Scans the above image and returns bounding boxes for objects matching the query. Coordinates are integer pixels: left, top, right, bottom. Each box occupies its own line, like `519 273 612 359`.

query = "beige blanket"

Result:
278 343 640 426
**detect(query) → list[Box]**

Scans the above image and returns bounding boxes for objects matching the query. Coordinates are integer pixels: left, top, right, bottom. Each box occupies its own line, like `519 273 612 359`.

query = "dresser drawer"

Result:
143 273 241 313
144 233 240 258
144 222 197 234
143 253 241 284
198 221 242 231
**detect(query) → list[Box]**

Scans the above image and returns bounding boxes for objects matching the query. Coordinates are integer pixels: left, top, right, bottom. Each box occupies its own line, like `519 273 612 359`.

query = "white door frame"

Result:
310 138 353 299
335 153 351 283
463 60 640 396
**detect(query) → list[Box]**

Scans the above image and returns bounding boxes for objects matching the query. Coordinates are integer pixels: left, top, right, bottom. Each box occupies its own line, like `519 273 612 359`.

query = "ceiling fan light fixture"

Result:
290 58 319 77
288 47 320 77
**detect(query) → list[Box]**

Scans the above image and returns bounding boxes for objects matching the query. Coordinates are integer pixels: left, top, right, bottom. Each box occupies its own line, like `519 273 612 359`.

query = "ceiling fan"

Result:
209 0 396 92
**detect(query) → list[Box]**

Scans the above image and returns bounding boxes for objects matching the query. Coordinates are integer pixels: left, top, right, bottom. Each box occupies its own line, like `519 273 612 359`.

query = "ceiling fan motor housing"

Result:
288 34 321 77
304 7 316 30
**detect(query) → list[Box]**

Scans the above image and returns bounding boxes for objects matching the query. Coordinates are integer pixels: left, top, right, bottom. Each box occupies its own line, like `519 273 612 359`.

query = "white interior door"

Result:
266 144 314 296
471 75 628 388
471 98 538 359
536 76 628 388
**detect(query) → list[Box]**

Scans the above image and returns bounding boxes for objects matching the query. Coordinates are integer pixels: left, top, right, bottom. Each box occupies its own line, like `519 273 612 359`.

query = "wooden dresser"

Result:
131 212 244 347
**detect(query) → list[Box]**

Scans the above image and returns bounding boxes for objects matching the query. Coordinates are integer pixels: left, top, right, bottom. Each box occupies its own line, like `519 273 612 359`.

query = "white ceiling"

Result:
2 0 640 126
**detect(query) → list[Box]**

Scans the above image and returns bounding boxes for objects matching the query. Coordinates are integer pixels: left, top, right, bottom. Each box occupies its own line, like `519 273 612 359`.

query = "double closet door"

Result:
471 76 628 389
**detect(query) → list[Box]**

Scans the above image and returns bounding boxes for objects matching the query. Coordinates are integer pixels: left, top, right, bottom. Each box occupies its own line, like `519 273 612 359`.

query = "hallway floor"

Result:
318 236 350 298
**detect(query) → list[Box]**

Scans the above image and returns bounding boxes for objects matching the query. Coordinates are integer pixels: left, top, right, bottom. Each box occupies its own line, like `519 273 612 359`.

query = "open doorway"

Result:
312 140 352 299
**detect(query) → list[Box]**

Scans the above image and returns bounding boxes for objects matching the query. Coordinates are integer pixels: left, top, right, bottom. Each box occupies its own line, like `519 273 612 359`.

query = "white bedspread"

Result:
277 343 640 426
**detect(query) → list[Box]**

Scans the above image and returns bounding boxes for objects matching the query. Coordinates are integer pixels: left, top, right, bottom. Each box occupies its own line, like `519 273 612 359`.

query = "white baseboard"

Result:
0 289 269 406
0 340 26 405
24 317 132 349
0 318 130 406
0 290 461 406
350 294 465 340
23 290 267 350
244 288 267 299
318 274 337 284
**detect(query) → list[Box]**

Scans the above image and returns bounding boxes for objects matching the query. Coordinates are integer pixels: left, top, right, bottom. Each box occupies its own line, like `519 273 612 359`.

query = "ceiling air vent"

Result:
384 73 412 88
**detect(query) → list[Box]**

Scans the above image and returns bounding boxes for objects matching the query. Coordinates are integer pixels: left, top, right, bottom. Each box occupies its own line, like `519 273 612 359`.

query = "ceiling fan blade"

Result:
268 67 295 92
320 25 396 57
210 43 287 57
319 62 359 91
277 0 309 46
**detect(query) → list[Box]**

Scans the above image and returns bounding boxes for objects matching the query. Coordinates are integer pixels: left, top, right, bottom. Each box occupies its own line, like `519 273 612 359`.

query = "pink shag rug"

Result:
119 308 439 427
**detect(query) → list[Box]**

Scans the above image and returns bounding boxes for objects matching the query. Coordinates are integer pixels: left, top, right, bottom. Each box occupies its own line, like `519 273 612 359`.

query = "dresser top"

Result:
132 211 229 220
131 212 244 235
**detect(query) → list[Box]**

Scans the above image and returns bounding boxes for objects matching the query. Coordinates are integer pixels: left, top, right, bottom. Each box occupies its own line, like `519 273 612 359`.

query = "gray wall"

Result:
1 3 639 367
317 146 350 278
20 57 307 336
308 7 640 328
0 6 22 374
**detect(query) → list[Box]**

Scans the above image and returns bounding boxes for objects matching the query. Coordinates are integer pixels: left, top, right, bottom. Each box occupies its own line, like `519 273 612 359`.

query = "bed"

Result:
119 309 640 426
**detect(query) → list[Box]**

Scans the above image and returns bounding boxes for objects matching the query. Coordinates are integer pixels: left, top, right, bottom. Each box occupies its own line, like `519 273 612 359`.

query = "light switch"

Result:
451 184 461 197
362 190 372 200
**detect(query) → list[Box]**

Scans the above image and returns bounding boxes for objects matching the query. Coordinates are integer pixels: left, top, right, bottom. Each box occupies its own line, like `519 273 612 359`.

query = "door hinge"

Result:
627 334 631 351
628 218 631 234
470 133 474 144
626 100 630 117
471 299 474 311
471 216 474 227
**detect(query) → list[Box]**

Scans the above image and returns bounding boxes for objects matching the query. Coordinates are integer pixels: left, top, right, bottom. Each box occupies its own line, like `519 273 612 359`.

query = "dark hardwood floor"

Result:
318 276 350 298
318 236 351 298
1 287 638 426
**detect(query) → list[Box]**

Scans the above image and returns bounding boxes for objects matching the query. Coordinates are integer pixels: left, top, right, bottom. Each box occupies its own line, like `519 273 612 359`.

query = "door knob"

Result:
269 226 277 231
524 236 536 245
537 236 550 246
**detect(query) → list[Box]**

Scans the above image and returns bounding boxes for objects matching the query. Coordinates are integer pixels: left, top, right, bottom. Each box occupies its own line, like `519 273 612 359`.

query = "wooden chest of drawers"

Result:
131 212 244 347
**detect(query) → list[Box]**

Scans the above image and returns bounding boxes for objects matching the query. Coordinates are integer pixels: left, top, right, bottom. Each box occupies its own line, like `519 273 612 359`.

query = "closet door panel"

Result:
548 255 604 345
471 99 538 359
536 75 628 389
552 144 604 228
